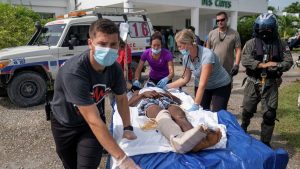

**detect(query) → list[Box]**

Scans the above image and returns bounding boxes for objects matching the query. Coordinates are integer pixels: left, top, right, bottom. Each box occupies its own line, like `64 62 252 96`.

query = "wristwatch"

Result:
123 125 133 131
277 62 282 68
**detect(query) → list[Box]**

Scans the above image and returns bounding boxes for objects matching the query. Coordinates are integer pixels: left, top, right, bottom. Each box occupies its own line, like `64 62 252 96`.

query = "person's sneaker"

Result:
170 125 207 153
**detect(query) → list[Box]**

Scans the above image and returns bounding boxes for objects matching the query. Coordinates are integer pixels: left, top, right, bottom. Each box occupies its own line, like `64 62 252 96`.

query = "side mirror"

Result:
35 21 42 31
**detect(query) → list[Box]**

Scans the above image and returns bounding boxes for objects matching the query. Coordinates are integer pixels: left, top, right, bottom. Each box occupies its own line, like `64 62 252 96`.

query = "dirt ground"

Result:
0 52 299 169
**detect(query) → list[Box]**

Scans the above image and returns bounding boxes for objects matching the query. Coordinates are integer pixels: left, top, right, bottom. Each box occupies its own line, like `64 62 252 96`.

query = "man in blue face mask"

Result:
50 19 140 169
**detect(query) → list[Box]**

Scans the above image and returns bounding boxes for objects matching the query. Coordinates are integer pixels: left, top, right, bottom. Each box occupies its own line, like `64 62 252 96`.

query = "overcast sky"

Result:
268 0 298 11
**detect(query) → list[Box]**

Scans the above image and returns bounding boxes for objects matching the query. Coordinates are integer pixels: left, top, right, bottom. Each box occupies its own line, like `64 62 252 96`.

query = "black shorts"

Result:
51 116 103 169
195 83 232 112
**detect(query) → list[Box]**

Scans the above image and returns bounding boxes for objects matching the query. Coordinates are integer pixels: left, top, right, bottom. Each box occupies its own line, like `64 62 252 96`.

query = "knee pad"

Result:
263 109 276 125
242 109 254 120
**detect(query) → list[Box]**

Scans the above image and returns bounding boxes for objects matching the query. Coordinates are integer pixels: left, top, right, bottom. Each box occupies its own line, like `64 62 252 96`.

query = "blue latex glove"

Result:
133 80 141 88
157 77 169 88
186 103 200 112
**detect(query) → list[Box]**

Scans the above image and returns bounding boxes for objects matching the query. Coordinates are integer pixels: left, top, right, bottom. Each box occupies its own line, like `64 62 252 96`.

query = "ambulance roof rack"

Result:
57 6 148 21
86 6 147 16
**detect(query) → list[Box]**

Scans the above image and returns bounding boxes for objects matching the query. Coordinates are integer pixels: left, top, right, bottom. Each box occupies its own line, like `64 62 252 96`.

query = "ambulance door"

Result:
127 16 152 58
59 25 90 64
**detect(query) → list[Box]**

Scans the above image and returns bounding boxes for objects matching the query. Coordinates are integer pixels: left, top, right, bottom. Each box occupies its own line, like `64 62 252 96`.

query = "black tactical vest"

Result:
246 38 283 79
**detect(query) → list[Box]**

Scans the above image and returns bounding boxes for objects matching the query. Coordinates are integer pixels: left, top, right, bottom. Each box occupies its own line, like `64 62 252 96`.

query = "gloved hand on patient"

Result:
157 77 169 88
132 80 141 88
186 103 202 112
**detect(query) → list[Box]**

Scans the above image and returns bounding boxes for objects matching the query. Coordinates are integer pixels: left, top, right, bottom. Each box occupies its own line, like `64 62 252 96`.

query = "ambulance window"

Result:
128 21 151 38
62 25 90 47
34 24 65 46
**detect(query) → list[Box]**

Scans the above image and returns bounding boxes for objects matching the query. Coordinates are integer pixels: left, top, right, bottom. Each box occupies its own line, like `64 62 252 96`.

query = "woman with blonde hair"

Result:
163 29 231 112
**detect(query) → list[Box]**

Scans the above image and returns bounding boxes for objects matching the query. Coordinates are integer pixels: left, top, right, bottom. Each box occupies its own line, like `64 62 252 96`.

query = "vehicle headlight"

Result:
0 60 11 69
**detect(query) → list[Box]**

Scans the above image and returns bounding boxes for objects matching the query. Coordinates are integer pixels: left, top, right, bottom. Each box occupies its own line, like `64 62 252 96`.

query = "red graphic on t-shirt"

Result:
92 84 111 105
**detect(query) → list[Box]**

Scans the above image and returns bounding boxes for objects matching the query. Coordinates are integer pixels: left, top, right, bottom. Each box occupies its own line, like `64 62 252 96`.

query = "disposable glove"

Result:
157 77 169 88
132 80 141 88
117 155 141 169
187 103 201 112
230 64 239 76
163 84 169 90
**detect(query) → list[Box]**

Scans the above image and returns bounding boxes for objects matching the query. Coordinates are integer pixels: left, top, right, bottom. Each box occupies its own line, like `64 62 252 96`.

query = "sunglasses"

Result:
216 18 226 23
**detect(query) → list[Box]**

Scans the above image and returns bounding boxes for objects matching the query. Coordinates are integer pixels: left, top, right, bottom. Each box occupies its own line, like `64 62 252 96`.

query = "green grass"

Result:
276 80 300 152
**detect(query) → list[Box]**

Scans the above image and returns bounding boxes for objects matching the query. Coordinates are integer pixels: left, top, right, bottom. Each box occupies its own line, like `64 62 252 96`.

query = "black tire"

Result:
0 87 7 97
7 71 47 107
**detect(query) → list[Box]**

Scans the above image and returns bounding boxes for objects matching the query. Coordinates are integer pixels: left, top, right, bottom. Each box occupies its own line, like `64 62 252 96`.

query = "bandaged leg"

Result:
155 110 182 140
156 110 208 153
170 125 207 153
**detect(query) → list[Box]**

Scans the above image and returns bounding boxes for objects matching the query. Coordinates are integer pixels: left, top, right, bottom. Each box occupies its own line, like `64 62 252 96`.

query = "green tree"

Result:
277 15 299 39
237 15 257 46
0 3 43 49
268 6 277 14
283 2 300 13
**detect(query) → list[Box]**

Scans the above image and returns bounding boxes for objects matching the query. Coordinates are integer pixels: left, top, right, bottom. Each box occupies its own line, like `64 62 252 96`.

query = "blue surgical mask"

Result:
151 48 161 55
93 45 118 66
180 49 190 56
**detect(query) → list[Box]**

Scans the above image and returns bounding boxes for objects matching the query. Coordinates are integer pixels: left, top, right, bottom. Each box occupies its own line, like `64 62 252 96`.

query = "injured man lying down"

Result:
127 83 222 153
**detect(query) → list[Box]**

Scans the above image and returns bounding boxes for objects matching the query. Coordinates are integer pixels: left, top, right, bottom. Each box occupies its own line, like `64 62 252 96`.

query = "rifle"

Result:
260 44 270 94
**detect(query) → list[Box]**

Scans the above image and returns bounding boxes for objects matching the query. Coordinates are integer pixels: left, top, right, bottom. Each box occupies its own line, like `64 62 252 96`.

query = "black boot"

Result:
241 122 248 133
261 123 275 148
241 110 253 133
262 141 271 148
241 117 250 133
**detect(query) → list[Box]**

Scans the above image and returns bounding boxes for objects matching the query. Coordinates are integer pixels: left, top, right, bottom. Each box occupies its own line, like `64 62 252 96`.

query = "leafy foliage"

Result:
277 15 300 39
0 3 53 49
237 15 257 47
238 2 300 44
283 2 300 13
268 6 277 13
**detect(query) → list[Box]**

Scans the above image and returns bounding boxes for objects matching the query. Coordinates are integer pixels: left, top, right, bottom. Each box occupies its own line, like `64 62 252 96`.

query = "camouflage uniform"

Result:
241 38 293 145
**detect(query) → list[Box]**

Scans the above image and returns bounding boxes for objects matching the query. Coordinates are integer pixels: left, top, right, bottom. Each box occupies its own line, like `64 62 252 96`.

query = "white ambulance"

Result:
0 7 154 107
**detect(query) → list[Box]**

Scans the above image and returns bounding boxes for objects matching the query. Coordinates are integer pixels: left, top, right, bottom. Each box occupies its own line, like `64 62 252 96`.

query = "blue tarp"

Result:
130 110 289 169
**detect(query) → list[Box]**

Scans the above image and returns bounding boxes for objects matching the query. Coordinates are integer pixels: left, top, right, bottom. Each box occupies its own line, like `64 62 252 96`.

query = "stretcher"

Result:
108 89 288 169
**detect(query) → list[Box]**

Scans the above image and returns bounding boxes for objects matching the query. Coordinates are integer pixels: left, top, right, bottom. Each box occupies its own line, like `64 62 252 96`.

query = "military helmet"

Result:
253 13 278 41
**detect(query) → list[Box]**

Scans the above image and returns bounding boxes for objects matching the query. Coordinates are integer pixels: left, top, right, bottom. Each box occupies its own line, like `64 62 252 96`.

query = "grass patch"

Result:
291 47 300 52
276 80 300 152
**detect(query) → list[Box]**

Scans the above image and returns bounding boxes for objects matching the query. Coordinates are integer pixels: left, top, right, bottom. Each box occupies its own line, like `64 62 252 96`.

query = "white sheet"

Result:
111 89 227 168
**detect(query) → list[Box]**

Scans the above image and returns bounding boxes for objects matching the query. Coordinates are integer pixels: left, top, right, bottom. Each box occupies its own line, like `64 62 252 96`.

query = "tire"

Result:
7 71 47 107
0 87 7 97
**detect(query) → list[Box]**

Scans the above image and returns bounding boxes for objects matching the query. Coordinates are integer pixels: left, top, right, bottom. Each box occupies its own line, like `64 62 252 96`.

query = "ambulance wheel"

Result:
0 87 7 97
7 71 47 107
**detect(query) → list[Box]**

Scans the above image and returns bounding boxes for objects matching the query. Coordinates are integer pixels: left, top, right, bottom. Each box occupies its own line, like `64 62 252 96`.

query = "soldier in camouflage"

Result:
241 13 293 147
